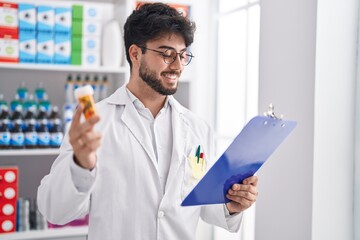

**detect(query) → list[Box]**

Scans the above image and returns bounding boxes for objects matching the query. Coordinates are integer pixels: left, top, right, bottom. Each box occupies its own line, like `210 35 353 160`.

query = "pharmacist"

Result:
37 3 258 239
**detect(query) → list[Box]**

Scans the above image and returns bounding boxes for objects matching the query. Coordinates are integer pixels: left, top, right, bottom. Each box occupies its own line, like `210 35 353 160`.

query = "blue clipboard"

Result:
181 115 297 206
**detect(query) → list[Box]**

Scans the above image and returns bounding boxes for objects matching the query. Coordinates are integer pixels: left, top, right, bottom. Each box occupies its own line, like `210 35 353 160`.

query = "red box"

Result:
0 216 16 233
0 167 18 185
0 202 16 217
0 2 18 38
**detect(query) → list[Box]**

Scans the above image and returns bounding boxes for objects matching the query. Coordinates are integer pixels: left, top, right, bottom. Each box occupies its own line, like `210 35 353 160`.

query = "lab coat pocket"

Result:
181 146 207 201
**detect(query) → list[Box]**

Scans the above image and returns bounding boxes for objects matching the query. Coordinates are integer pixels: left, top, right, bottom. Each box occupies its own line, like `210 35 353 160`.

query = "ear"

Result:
129 44 142 67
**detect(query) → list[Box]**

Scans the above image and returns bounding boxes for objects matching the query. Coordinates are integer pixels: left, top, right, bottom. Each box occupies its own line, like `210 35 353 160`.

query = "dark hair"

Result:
123 2 196 68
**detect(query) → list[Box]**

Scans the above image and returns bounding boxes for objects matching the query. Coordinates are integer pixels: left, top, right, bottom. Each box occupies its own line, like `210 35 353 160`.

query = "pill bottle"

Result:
74 85 97 120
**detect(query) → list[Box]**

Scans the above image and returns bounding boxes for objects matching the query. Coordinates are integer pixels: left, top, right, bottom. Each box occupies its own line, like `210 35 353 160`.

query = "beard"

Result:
139 62 178 96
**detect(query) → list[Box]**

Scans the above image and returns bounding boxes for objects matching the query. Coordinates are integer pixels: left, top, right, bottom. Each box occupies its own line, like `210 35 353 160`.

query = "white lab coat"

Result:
37 85 242 240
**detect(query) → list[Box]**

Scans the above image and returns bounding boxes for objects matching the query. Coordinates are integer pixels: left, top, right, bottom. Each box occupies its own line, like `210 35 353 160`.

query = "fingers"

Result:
71 131 102 151
243 175 258 186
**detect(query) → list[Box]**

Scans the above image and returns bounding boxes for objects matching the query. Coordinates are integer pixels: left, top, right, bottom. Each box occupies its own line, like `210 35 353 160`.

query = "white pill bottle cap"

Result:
74 85 94 99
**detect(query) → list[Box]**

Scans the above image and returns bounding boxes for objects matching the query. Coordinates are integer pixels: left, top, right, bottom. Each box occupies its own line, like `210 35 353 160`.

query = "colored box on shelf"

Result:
83 21 101 36
55 7 72 34
0 216 16 233
37 5 54 33
83 36 100 52
82 51 99 66
71 20 82 36
71 36 81 51
0 185 17 201
0 166 18 185
37 32 54 64
54 34 71 64
83 5 102 21
0 2 18 30
72 5 83 20
71 51 81 65
0 35 19 63
18 4 36 32
0 202 16 218
19 31 36 63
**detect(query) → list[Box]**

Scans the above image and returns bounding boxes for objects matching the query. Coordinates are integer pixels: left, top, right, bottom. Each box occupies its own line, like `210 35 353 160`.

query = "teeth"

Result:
164 73 177 79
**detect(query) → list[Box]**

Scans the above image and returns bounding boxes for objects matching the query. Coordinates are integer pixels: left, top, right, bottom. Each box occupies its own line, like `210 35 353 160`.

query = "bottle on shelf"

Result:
36 106 48 132
0 105 10 129
93 75 100 102
23 105 37 132
17 81 29 102
74 74 82 91
63 105 73 134
0 118 11 149
0 94 7 111
100 75 109 100
84 74 91 86
48 106 61 132
24 119 38 149
10 94 23 114
10 105 24 131
34 82 46 103
10 119 25 149
38 93 52 115
37 119 50 148
23 94 37 113
64 74 75 105
50 118 64 148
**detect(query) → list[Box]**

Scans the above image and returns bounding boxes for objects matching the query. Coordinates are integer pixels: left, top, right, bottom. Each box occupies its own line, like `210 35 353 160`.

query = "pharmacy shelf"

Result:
0 149 60 156
0 63 128 74
0 226 88 240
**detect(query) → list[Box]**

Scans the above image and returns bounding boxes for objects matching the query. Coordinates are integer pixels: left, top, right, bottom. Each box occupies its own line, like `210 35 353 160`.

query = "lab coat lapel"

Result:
110 87 159 174
165 98 189 193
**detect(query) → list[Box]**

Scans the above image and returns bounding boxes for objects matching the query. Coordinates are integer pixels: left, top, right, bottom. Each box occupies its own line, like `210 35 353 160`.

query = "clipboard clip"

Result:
264 103 283 120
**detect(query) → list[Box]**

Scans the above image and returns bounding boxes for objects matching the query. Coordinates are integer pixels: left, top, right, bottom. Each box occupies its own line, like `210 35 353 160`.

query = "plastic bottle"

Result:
102 20 122 67
10 105 24 131
24 119 38 149
48 106 61 132
23 94 37 113
74 75 82 91
23 105 37 132
92 75 100 102
84 75 91 86
37 119 50 148
36 106 48 132
0 94 7 111
63 105 73 134
64 74 74 105
17 81 29 102
0 106 11 130
74 85 97 120
100 75 109 100
0 119 11 149
10 119 25 149
50 119 63 148
10 94 23 113
38 93 52 115
34 82 46 103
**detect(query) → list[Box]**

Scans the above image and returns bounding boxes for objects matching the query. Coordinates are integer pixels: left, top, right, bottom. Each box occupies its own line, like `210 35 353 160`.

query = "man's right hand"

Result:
69 104 102 170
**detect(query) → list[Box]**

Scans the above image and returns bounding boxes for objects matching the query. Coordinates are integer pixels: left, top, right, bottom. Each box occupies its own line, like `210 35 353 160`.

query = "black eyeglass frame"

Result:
140 46 194 66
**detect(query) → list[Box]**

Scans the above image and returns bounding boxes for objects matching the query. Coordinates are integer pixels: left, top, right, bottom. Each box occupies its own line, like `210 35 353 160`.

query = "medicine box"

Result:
0 2 18 37
55 7 72 34
82 51 100 66
72 4 102 21
19 31 36 63
0 35 19 63
54 33 71 64
37 5 54 33
18 4 36 32
37 32 54 63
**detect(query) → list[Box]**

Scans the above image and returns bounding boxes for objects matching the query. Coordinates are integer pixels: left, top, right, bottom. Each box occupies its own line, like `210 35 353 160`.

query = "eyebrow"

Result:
157 45 187 52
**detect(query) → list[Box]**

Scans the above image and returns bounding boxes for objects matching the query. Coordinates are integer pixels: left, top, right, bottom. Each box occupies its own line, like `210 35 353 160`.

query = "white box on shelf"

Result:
82 51 100 66
83 5 103 21
83 36 100 52
19 31 36 63
0 36 19 62
37 5 54 33
18 3 36 32
55 7 72 34
54 33 71 64
37 32 54 64
83 20 101 36
0 2 18 29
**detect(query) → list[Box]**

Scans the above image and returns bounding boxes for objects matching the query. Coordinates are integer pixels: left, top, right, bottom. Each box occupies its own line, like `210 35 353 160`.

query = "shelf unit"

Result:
0 226 88 240
0 149 60 156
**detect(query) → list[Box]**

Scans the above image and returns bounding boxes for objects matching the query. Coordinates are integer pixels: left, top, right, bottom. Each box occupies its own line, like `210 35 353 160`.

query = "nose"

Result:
169 54 183 70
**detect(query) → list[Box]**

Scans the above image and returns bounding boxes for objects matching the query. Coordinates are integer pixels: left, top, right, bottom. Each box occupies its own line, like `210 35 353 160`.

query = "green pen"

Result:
196 145 201 164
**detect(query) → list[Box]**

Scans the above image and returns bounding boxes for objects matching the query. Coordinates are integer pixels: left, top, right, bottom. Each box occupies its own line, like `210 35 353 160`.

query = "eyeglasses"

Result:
140 46 194 66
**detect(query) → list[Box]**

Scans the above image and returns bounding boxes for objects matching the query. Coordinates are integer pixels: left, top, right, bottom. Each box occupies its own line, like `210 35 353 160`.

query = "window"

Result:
213 1 260 240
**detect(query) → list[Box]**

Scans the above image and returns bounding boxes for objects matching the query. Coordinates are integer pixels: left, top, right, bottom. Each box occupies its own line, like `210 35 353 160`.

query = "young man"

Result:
37 3 258 239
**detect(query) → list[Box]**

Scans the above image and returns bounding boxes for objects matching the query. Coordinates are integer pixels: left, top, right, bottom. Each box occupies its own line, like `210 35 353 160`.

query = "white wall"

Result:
256 0 358 240
312 0 358 239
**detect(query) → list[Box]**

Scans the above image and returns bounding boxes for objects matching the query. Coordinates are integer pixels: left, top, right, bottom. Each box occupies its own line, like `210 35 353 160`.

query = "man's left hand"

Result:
225 176 258 214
